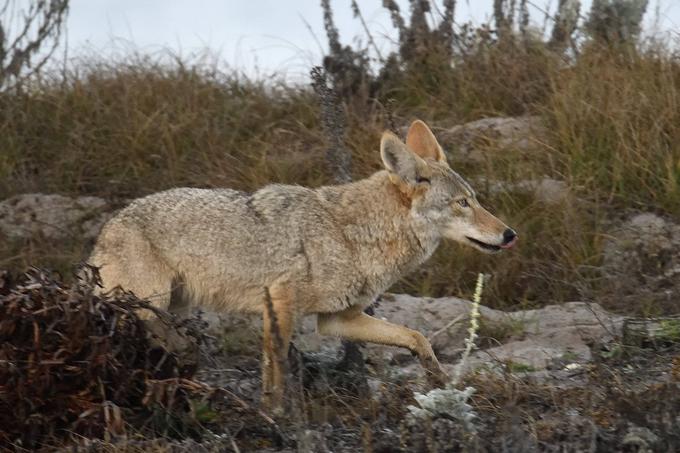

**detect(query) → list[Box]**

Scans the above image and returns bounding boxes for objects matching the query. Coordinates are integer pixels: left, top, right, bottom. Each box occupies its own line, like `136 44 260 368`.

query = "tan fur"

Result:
89 120 515 411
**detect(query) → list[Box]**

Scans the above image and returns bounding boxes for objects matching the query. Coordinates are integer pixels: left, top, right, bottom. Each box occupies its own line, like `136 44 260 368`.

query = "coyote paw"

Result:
261 390 287 417
421 356 449 388
425 368 450 388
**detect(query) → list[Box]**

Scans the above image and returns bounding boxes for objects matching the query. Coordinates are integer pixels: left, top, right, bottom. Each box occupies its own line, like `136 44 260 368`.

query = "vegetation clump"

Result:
0 267 246 449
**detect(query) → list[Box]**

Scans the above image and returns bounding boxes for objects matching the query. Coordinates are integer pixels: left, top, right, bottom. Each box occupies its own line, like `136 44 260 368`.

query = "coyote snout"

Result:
89 119 517 413
442 202 518 254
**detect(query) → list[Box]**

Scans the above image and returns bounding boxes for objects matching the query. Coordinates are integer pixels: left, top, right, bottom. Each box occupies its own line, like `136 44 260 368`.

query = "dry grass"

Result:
547 45 680 213
0 57 327 199
1 40 679 315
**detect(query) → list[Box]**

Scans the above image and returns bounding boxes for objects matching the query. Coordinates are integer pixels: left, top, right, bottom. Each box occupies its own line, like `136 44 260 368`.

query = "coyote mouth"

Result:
465 236 502 252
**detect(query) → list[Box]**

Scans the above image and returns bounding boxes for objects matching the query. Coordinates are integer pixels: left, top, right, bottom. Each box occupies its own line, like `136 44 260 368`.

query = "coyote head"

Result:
381 120 517 253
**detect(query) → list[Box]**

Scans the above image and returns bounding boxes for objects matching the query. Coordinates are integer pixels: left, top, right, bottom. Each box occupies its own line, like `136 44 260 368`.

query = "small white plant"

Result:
406 273 486 434
452 272 484 386
407 386 478 433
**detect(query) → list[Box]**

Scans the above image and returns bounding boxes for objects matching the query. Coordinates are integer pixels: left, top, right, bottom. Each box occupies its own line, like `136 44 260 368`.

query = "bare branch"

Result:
351 0 384 61
0 0 69 91
382 0 407 48
550 0 581 51
320 0 342 56
437 0 456 51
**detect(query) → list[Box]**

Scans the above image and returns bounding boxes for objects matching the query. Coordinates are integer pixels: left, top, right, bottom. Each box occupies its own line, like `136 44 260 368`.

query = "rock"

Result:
366 296 622 374
465 301 623 373
486 177 571 205
437 115 546 162
602 212 680 311
0 193 113 241
367 294 499 360
204 296 623 379
364 297 621 375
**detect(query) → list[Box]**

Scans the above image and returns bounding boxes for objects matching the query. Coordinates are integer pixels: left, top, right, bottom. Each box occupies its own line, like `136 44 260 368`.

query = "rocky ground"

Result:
8 292 669 452
132 295 678 452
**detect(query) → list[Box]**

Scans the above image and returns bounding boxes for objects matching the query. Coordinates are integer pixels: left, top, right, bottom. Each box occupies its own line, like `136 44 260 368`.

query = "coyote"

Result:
89 120 516 411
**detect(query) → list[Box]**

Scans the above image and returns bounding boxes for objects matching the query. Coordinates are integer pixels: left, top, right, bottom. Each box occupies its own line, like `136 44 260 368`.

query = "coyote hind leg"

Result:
261 286 295 413
90 223 173 317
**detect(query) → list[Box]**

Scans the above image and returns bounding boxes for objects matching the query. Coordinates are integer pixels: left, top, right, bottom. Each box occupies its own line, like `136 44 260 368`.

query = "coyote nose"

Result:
501 228 517 248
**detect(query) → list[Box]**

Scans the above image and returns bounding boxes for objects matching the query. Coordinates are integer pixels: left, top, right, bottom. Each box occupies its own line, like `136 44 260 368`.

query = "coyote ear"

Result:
380 131 430 186
406 120 448 164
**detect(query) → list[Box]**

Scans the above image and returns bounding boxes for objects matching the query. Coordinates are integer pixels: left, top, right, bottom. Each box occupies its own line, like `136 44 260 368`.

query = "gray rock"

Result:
486 177 571 205
464 301 623 373
0 193 113 241
602 212 680 309
368 297 622 375
437 115 546 162
367 294 498 360
205 296 622 379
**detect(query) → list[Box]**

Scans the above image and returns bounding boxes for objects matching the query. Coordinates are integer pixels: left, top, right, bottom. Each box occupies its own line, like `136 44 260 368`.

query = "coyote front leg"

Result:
261 286 295 413
317 307 449 387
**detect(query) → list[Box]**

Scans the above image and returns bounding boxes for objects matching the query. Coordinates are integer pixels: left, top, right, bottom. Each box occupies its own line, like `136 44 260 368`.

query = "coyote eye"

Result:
457 198 470 208
416 176 430 184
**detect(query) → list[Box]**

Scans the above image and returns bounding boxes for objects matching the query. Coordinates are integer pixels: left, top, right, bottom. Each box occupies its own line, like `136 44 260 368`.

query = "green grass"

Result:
477 316 527 348
659 320 680 342
506 361 537 373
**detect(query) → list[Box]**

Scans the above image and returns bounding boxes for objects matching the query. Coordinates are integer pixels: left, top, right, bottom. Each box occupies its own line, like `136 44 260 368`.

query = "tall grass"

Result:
547 46 680 213
1 39 679 314
0 57 327 199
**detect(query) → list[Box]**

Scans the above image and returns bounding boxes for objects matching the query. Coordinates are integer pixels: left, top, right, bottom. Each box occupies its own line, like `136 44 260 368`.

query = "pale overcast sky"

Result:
61 0 680 80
